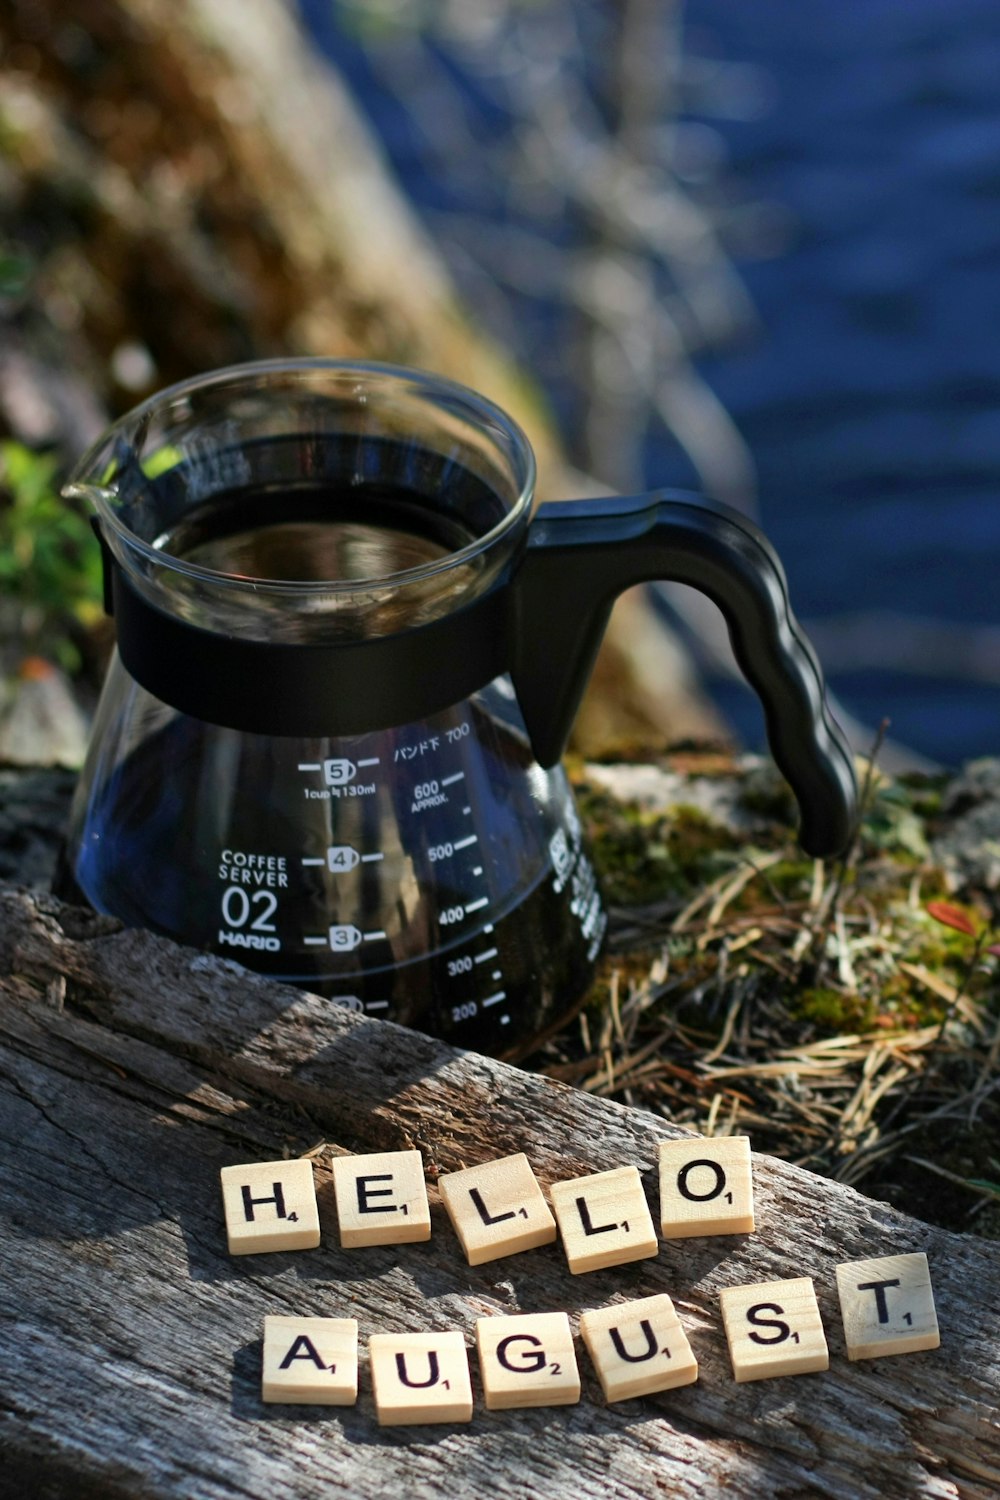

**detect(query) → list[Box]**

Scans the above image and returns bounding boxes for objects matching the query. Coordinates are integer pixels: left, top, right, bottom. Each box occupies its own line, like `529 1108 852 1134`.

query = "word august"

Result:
219 1138 940 1427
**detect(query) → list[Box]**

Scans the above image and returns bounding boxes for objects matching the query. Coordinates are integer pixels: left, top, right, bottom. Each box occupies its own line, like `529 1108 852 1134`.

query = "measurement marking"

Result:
483 990 507 1008
464 897 489 915
441 771 465 787
303 936 327 946
297 762 322 772
367 1001 390 1012
301 857 325 866
501 1015 511 1025
492 970 502 981
462 805 472 815
361 852 384 864
472 866 483 876
475 947 499 964
453 834 478 850
357 756 380 768
484 924 494 934
363 930 387 942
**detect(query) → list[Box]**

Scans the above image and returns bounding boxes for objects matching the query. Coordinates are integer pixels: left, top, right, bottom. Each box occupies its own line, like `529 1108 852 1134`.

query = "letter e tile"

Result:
438 1153 556 1266
476 1311 580 1410
549 1165 658 1274
369 1331 473 1425
262 1316 358 1405
219 1158 320 1254
579 1294 698 1402
658 1136 755 1238
836 1252 940 1360
331 1149 431 1248
720 1277 829 1382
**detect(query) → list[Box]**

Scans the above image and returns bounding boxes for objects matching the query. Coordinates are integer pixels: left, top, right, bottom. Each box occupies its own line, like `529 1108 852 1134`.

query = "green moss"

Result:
576 785 740 907
790 986 876 1034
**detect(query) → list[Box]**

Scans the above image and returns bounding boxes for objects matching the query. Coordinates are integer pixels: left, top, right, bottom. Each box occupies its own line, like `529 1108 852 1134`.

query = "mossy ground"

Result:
528 753 1000 1239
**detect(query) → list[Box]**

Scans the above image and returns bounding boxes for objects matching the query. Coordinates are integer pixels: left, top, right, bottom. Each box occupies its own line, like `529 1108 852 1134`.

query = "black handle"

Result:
510 491 858 858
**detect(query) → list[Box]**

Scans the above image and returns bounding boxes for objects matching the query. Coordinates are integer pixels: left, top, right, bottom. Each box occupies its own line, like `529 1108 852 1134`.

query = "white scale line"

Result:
297 762 322 772
304 936 327 946
475 947 499 964
357 757 380 768
301 857 324 866
453 834 478 850
367 1001 389 1012
361 852 384 863
464 897 489 915
483 990 507 1008
441 771 465 787
364 930 387 942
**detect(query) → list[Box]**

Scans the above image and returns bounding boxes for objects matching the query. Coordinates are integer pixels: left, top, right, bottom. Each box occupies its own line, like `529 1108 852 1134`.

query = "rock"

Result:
0 658 90 769
931 757 1000 891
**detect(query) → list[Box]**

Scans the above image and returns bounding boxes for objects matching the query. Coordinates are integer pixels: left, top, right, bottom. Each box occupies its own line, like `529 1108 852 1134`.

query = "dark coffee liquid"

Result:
60 470 604 1055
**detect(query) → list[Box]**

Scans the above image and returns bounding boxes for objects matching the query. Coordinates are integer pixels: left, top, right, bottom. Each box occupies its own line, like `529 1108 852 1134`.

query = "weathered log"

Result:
0 879 997 1500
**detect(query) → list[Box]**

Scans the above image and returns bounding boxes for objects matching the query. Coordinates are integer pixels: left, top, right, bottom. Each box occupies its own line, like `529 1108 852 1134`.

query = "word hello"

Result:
219 1138 940 1424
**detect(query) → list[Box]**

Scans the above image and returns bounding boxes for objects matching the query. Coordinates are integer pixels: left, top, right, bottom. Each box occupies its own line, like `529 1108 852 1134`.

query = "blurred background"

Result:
2 0 999 771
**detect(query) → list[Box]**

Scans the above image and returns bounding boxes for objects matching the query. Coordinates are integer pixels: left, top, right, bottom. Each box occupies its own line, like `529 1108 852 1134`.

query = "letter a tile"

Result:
549 1165 658 1274
220 1158 320 1255
369 1331 473 1426
719 1277 829 1383
579 1294 698 1402
835 1252 940 1361
476 1311 580 1410
330 1149 431 1248
658 1136 755 1238
262 1316 359 1405
438 1153 557 1266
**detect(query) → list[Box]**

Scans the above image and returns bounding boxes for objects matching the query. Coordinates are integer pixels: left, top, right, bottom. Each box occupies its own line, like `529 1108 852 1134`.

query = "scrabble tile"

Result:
438 1153 557 1266
549 1165 658 1274
262 1316 359 1405
720 1277 829 1383
219 1158 320 1255
658 1135 755 1239
330 1149 431 1248
579 1294 698 1402
476 1312 580 1410
836 1252 940 1361
369 1331 473 1426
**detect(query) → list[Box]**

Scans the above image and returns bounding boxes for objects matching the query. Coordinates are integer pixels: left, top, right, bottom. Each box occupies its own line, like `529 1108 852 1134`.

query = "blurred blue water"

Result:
682 0 1000 764
301 0 1000 767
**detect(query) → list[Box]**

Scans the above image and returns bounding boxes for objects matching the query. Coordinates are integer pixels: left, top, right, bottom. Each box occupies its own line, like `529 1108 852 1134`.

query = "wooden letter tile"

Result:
476 1312 580 1410
549 1165 658 1274
262 1316 358 1405
658 1135 755 1238
720 1277 829 1382
438 1153 556 1266
219 1158 320 1255
330 1149 431 1248
579 1294 698 1402
369 1331 473 1426
836 1252 940 1360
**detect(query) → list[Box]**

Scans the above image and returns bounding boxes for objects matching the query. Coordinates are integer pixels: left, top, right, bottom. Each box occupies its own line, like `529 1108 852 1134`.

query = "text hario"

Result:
219 850 289 888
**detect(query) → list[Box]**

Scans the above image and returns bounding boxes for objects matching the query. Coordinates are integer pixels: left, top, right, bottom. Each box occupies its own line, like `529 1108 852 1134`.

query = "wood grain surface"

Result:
1 882 998 1499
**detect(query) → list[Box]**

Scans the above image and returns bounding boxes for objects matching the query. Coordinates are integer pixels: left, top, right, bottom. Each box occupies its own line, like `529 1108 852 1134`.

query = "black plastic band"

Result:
109 560 513 737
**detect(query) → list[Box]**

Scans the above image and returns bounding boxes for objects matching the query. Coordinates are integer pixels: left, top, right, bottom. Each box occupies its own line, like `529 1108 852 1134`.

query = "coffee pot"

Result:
58 360 856 1053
